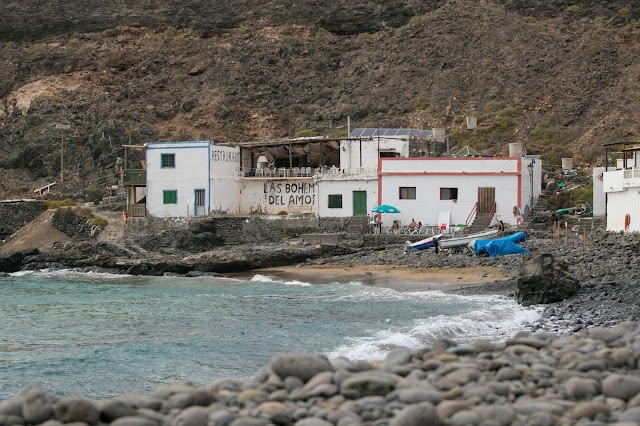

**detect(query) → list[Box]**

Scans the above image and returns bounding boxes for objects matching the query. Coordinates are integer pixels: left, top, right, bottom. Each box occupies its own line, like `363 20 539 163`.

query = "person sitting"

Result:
408 218 417 231
391 220 400 233
416 222 423 231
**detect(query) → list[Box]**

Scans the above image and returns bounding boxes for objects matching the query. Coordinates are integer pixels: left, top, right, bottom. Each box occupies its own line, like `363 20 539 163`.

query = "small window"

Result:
440 187 458 200
163 190 177 204
399 187 416 200
161 153 175 168
328 194 343 208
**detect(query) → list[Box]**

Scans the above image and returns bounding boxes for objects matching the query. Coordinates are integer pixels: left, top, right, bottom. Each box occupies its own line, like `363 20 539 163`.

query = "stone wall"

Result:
0 200 47 240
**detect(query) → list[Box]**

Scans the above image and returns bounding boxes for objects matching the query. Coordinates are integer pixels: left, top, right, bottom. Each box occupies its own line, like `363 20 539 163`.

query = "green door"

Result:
353 191 367 216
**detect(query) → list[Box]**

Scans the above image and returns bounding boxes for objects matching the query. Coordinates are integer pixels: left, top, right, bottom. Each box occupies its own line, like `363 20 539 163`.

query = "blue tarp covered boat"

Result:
472 232 529 257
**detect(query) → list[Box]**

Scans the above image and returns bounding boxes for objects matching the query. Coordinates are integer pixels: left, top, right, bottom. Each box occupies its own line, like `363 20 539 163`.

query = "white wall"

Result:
146 141 210 218
316 177 377 218
592 167 606 216
211 178 240 213
606 188 640 232
379 158 523 226
341 138 408 170
210 145 240 178
238 179 316 214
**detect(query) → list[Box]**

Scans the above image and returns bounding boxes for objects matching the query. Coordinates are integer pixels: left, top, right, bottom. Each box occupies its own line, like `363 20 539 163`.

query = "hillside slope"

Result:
1 0 639 197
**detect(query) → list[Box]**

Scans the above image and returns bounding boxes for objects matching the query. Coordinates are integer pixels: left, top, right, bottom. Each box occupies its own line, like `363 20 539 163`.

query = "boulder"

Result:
269 352 333 382
515 254 580 306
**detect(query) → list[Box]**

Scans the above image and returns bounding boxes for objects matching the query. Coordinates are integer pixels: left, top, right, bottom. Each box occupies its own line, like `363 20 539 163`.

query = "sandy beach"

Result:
243 264 517 292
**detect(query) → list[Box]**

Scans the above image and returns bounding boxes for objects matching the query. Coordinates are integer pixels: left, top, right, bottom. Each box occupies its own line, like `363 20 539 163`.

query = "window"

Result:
163 190 177 204
161 153 175 168
328 194 343 208
440 187 458 200
399 187 416 200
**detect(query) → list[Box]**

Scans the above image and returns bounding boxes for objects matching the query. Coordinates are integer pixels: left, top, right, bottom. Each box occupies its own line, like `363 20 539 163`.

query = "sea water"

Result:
0 269 541 401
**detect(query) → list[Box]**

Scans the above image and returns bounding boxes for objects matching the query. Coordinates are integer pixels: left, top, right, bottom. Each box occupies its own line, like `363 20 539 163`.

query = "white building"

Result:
314 128 436 218
376 156 541 230
602 142 640 232
145 141 240 218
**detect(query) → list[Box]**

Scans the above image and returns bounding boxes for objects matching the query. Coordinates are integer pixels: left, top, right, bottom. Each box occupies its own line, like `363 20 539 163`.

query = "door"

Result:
353 191 367 216
477 187 495 213
194 189 205 216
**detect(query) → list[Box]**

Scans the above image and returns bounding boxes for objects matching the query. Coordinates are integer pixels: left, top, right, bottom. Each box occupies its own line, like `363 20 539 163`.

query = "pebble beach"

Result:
2 228 640 425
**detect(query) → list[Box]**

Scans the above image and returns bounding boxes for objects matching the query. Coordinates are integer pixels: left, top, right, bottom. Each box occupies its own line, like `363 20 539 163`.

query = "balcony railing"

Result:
122 169 146 185
233 166 378 179
623 168 640 179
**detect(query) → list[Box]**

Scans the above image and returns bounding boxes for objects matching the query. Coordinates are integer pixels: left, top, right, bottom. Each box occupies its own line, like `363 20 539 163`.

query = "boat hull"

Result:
405 234 443 251
439 229 499 249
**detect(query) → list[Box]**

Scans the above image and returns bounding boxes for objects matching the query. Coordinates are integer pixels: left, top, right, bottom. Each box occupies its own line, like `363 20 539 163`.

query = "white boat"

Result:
405 234 443 251
439 229 499 249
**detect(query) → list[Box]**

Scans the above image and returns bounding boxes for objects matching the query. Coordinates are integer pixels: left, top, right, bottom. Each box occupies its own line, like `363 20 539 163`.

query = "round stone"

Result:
565 377 598 400
54 398 99 424
270 353 333 382
389 402 439 426
572 401 610 419
602 374 640 400
171 407 207 426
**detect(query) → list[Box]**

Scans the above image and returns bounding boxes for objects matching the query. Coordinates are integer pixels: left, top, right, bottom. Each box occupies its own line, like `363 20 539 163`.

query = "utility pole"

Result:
55 124 70 183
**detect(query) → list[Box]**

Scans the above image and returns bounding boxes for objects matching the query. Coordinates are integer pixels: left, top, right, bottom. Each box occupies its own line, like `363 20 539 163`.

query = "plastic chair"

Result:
305 167 312 177
292 167 300 177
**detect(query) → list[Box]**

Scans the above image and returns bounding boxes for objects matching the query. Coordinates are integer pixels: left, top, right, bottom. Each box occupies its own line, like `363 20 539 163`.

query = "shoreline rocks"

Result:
2 324 640 425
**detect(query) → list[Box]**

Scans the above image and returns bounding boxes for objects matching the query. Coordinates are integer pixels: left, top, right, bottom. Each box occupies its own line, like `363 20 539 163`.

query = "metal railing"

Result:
623 168 640 179
234 166 377 178
465 202 478 228
487 202 497 227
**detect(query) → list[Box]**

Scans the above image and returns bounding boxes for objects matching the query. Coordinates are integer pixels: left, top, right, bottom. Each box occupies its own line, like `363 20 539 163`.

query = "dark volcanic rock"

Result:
515 253 580 306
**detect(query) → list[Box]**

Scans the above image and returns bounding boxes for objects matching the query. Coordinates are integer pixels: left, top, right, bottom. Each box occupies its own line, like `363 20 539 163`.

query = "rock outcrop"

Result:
515 253 580 306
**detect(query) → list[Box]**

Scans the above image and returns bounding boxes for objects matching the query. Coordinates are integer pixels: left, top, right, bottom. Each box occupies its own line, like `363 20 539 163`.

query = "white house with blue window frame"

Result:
146 141 211 217
145 141 240 217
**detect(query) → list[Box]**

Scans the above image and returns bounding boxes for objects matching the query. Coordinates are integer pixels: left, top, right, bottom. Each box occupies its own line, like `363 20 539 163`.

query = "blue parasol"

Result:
372 204 401 213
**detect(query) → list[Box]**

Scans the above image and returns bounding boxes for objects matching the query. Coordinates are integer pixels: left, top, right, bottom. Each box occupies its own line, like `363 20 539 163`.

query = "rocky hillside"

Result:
1 0 639 197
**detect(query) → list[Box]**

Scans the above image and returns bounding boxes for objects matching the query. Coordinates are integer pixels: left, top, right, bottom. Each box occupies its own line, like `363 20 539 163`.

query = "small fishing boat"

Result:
440 229 499 249
405 234 443 251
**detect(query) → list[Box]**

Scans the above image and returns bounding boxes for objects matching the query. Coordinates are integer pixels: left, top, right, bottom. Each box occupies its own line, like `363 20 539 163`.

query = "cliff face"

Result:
1 0 639 197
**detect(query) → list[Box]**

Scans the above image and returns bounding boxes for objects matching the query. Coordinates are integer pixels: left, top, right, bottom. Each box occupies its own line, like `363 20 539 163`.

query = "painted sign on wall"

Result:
264 181 316 206
210 145 240 178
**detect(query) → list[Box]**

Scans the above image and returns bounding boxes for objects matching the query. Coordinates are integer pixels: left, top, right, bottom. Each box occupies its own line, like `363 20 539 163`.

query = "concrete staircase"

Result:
345 216 371 234
466 212 492 234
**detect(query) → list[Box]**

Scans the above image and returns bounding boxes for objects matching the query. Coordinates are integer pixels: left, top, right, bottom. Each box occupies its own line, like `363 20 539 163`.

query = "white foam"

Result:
249 274 312 287
327 294 543 361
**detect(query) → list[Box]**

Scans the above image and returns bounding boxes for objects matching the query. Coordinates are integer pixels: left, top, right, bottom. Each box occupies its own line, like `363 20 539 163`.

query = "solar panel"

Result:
418 130 432 138
396 129 410 136
362 129 375 136
349 128 365 137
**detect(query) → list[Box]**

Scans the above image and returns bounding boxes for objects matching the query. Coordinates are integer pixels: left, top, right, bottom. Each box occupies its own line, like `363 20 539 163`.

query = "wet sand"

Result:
241 264 517 292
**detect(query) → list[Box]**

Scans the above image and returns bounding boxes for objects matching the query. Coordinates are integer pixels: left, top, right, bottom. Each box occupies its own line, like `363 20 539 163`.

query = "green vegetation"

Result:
294 129 318 138
173 36 187 46
45 199 76 209
229 65 244 78
449 103 524 151
415 97 430 111
565 5 580 12
25 43 46 54
619 6 630 15
335 130 348 138
527 114 579 165
174 74 189 81
90 216 108 227
65 39 80 53
85 188 102 204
